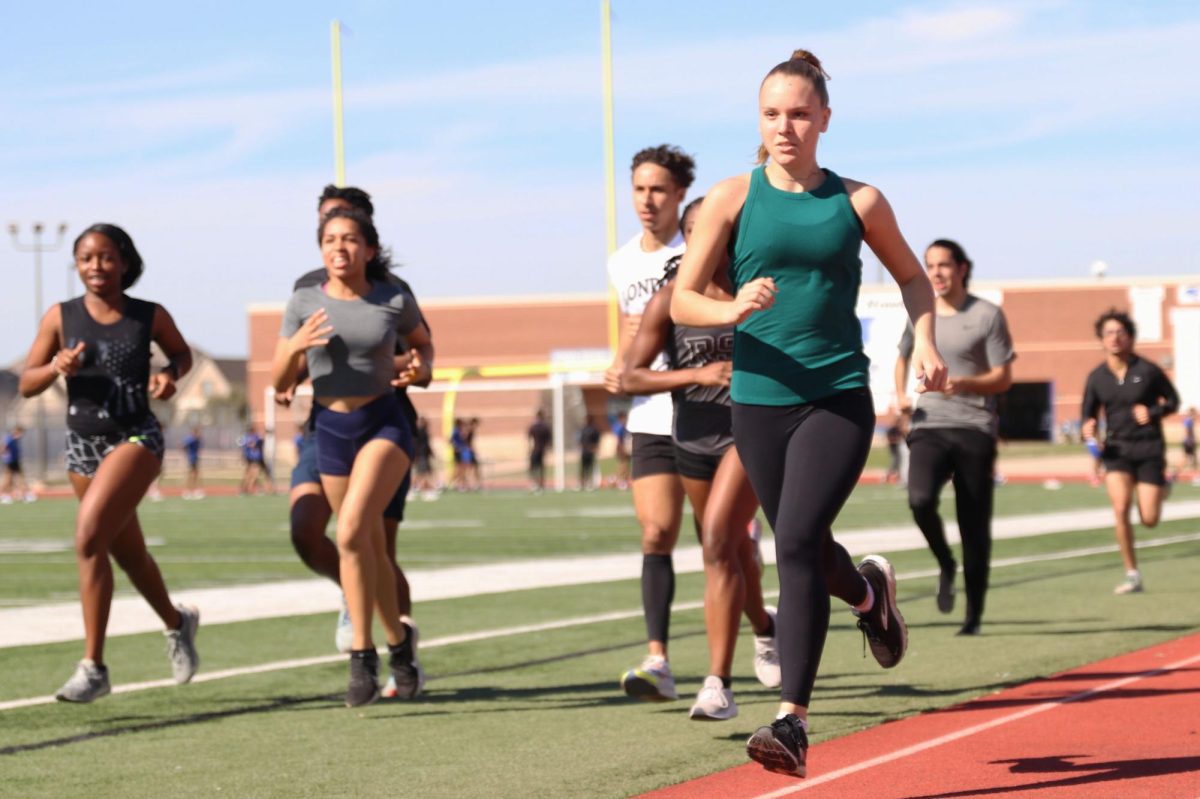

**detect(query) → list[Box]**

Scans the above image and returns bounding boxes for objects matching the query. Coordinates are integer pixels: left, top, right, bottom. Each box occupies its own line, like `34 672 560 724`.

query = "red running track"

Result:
640 632 1200 799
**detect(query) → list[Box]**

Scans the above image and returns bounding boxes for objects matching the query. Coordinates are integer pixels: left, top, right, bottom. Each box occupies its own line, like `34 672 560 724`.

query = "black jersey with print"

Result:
60 296 156 435
1081 355 1179 443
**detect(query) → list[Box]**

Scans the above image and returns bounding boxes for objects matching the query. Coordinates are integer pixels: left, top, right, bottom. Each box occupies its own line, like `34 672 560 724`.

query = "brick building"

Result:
246 276 1200 474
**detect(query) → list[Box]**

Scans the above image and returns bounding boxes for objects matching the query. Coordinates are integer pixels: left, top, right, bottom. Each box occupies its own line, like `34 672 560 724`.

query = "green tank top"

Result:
728 166 870 405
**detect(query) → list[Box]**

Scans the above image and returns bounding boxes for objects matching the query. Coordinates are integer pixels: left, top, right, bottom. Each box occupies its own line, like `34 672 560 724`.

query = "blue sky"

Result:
2 1 1198 363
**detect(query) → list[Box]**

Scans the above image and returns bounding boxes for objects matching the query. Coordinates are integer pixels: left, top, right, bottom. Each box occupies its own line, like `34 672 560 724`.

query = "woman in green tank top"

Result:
671 49 947 779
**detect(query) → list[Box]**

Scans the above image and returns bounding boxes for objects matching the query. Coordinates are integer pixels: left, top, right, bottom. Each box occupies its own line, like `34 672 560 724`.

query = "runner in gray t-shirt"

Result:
895 239 1015 636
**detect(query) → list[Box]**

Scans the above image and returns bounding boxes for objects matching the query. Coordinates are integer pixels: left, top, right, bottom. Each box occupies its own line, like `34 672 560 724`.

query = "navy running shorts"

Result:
313 394 413 476
293 429 410 521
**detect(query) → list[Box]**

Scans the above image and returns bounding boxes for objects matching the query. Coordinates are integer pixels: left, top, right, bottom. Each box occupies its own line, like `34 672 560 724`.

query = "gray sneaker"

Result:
55 659 111 703
165 604 200 684
753 606 782 688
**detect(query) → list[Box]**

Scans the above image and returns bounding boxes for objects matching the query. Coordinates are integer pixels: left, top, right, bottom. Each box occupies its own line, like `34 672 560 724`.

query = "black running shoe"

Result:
746 714 808 778
854 555 908 668
346 649 380 708
937 560 956 614
386 623 424 700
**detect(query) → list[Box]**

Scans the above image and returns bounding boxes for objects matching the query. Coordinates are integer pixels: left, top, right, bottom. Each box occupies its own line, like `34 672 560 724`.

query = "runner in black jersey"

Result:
278 185 434 697
623 202 779 721
18 223 200 703
1081 308 1179 595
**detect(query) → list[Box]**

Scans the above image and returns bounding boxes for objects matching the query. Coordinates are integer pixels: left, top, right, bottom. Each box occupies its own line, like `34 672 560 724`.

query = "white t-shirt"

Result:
606 232 685 436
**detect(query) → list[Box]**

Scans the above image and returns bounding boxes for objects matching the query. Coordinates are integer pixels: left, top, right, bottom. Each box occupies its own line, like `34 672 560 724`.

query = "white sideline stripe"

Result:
0 603 704 712
4 500 1198 649
3 531 1199 713
751 650 1200 798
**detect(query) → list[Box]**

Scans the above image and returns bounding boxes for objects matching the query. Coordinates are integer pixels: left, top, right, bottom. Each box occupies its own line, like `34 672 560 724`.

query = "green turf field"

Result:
1 484 1197 798
0 482 1123 605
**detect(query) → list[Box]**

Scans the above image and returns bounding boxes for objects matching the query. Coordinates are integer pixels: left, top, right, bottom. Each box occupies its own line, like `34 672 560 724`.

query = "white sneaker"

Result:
620 655 678 701
753 606 782 688
55 659 111 703
1114 572 1144 595
334 596 354 653
748 518 764 573
689 675 738 721
23 492 36 503
0 495 12 505
165 604 201 684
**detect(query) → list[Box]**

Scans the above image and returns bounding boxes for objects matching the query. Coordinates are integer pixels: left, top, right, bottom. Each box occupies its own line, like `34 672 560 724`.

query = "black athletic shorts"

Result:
673 444 732 482
631 433 677 479
1102 438 1166 486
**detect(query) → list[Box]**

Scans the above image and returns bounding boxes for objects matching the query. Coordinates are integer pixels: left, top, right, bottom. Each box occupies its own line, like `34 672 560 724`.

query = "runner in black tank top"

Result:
18 223 200 704
670 51 946 779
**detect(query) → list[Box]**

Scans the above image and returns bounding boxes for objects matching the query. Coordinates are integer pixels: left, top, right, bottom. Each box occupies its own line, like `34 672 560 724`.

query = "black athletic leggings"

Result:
733 388 875 706
906 427 996 624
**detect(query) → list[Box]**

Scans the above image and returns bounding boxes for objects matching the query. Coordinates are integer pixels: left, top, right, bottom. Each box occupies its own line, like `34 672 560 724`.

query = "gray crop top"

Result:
281 281 421 398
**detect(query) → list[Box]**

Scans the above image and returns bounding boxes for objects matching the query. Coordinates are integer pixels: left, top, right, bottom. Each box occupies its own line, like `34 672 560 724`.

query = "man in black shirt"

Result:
1081 309 1179 595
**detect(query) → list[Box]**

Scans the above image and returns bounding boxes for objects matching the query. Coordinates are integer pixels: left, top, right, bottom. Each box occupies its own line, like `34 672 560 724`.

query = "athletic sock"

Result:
389 623 414 659
720 676 732 689
756 615 776 639
642 554 675 645
853 579 875 614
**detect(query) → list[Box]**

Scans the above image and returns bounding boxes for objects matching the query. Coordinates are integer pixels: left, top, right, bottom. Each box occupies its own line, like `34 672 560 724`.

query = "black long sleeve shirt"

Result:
1081 355 1179 443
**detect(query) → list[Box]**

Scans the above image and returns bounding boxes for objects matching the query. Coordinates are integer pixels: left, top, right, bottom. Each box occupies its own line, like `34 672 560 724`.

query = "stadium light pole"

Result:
331 20 347 187
8 221 69 482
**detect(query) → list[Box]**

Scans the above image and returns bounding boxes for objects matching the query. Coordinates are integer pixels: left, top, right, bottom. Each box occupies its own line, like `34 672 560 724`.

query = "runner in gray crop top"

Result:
281 281 420 397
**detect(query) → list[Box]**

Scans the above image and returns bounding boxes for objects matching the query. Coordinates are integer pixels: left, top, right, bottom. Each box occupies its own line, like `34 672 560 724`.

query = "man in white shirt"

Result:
606 144 695 701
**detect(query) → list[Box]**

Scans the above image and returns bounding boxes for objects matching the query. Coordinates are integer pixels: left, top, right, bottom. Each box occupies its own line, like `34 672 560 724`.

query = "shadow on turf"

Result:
0 694 335 756
901 753 1200 798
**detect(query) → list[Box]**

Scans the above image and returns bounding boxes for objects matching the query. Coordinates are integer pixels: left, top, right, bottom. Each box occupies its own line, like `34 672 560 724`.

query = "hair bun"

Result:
790 49 830 79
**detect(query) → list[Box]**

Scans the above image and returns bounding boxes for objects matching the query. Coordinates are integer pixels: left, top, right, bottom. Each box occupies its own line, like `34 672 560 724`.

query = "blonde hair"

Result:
756 49 831 164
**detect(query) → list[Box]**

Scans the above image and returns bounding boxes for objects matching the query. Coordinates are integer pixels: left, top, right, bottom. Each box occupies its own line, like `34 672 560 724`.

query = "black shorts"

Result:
1103 439 1166 486
1185 441 1196 457
631 433 677 479
65 416 165 478
3 461 20 475
674 444 732 481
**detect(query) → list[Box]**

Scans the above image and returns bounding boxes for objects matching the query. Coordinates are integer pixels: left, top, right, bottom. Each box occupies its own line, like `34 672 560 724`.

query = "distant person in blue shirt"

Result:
182 427 204 499
238 426 275 495
1 425 35 503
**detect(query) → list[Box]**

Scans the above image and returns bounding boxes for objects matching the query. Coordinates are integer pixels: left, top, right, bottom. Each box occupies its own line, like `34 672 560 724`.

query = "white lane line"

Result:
750 649 1200 798
8 502 1200 649
0 602 704 712
3 531 1199 713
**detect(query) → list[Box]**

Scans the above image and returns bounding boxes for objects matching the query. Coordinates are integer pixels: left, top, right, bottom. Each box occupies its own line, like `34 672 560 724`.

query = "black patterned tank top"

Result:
60 296 156 435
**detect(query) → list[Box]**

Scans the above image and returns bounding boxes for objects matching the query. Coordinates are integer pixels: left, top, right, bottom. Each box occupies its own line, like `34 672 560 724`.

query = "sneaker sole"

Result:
746 728 806 778
863 555 908 667
620 672 676 702
689 706 737 721
55 686 111 703
345 687 380 708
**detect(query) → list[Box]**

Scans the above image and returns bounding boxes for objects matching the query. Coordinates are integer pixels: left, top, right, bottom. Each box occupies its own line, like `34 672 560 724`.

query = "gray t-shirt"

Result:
281 281 420 398
899 294 1015 436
